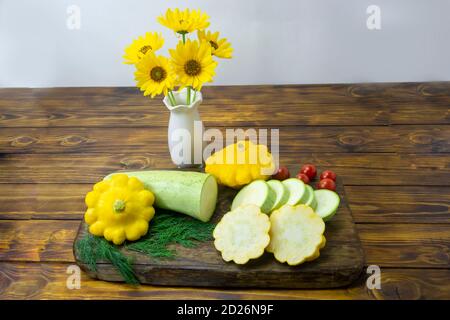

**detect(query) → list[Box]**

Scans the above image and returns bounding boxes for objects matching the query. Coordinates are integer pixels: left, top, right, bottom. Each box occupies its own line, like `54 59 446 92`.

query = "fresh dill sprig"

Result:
76 211 215 284
127 211 215 258
76 233 139 285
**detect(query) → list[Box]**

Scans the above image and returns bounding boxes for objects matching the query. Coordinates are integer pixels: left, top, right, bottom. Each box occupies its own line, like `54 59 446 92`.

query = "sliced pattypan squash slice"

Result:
213 204 271 264
305 236 327 262
267 204 325 266
84 174 155 245
205 140 275 189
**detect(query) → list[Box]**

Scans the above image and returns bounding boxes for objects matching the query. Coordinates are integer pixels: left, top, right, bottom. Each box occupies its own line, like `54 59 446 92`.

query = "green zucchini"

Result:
314 189 340 221
303 185 317 210
105 170 218 222
282 178 307 206
231 180 276 214
267 180 290 212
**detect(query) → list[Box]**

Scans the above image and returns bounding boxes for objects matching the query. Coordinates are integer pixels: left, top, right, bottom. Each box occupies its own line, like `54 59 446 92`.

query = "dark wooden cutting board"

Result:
74 169 365 288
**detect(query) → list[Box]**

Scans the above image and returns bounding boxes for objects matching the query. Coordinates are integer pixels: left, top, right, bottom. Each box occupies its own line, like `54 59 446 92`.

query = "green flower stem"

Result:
187 86 191 105
168 90 176 106
182 33 186 44
170 91 177 104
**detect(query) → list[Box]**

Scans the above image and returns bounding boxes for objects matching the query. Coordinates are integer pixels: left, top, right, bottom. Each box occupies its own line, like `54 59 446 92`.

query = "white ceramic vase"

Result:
163 88 205 168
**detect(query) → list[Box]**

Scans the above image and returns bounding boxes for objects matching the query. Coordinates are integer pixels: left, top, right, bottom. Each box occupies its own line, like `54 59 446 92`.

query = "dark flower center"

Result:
139 45 152 55
150 66 166 82
184 59 201 76
209 40 218 50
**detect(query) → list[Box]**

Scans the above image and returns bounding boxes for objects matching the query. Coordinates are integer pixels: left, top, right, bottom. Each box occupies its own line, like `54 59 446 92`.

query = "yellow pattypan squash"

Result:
84 174 155 245
205 140 275 189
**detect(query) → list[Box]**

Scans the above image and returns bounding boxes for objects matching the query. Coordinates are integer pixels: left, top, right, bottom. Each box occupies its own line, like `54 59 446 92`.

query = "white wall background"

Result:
1 0 449 87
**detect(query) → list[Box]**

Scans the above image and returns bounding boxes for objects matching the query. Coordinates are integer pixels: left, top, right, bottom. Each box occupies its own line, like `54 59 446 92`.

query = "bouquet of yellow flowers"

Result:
124 8 233 106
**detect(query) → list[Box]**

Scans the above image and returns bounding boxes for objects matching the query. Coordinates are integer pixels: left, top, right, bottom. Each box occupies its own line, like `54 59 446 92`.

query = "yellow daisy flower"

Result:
198 30 233 59
158 8 209 34
123 32 164 65
134 52 176 98
169 39 217 91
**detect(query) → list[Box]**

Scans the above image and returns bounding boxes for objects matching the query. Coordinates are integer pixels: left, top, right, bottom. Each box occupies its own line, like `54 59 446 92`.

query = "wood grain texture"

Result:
346 186 450 223
0 184 91 220
1 126 449 154
0 262 449 300
0 103 390 127
0 101 447 128
0 220 78 262
1 83 449 129
3 184 448 223
1 82 449 105
357 224 450 268
0 83 449 298
1 219 448 269
1 153 449 185
390 102 450 125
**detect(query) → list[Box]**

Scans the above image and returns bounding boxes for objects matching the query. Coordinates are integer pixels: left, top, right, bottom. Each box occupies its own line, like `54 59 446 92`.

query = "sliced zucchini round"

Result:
282 178 306 206
267 180 290 212
231 180 276 214
314 189 340 221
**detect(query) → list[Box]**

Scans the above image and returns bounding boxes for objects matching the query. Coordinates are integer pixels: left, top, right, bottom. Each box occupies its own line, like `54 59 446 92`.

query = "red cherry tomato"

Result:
317 178 336 191
320 170 337 181
300 164 317 180
296 173 310 184
272 166 290 180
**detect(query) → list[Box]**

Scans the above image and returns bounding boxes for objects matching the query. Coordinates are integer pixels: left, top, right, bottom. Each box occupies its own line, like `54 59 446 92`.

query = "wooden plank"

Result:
1 85 449 121
2 262 449 299
0 153 448 186
0 261 366 299
0 88 33 100
357 224 450 268
1 219 449 269
1 83 449 107
2 101 448 129
282 153 450 186
2 184 449 223
0 220 78 262
0 103 390 127
346 186 450 223
0 184 90 220
0 125 449 154
391 102 450 125
1 85 448 129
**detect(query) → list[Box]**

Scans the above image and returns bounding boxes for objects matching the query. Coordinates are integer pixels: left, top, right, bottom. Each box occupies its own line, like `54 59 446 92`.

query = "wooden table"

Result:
0 83 449 299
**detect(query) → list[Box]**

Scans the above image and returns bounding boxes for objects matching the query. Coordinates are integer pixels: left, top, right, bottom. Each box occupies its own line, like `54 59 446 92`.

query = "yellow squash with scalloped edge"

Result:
205 140 275 189
84 174 155 245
